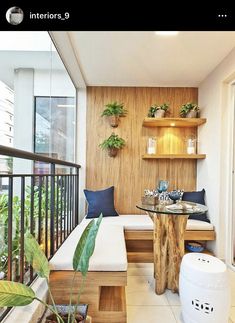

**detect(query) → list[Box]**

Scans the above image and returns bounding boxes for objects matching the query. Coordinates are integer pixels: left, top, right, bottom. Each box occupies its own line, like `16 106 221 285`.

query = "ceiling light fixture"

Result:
155 31 179 36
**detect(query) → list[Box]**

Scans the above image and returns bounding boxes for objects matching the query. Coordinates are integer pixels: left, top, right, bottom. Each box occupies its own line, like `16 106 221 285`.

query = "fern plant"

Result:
101 102 127 117
99 133 126 150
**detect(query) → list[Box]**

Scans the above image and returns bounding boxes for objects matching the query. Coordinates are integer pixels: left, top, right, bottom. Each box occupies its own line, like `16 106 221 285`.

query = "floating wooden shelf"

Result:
143 117 207 127
142 154 206 159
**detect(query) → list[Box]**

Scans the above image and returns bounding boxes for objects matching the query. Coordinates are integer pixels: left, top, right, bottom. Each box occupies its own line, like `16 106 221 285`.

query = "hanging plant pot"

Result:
186 110 197 118
154 110 165 118
108 115 119 127
108 147 118 157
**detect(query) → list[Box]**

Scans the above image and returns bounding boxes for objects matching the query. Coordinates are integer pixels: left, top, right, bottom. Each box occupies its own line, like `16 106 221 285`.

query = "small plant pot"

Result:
154 110 165 118
40 304 88 323
186 110 197 118
108 115 119 127
108 147 118 157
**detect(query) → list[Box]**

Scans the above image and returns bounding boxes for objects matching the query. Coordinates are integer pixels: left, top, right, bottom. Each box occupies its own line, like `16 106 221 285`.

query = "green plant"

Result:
99 133 126 150
0 182 63 279
147 103 169 117
101 101 127 117
0 214 103 323
180 102 199 117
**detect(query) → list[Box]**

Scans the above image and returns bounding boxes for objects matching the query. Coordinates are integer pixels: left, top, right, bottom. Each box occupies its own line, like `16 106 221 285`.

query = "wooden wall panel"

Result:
86 87 198 214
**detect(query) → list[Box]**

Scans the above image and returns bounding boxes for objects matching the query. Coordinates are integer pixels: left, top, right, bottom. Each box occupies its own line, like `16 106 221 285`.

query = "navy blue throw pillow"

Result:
182 189 210 223
84 186 119 218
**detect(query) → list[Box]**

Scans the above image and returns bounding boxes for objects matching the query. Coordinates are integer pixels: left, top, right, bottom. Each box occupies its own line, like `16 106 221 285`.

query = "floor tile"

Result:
126 291 168 306
128 263 154 276
126 275 154 293
172 305 234 323
171 306 183 323
229 269 235 306
127 305 176 323
230 307 235 322
165 289 181 306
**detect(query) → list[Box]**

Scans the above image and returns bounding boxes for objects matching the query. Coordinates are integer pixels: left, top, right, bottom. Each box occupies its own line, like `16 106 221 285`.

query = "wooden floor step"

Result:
127 252 153 263
99 286 126 312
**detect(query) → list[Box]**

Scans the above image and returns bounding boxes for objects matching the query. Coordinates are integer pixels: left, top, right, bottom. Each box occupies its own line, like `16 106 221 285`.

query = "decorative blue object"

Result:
168 190 181 203
84 186 119 218
186 242 204 252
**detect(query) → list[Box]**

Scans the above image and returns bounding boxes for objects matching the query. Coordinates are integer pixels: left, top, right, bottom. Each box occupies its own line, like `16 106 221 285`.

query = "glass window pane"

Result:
35 96 75 162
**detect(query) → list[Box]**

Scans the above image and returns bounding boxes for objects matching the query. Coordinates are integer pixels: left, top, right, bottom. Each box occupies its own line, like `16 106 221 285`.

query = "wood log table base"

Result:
148 211 188 295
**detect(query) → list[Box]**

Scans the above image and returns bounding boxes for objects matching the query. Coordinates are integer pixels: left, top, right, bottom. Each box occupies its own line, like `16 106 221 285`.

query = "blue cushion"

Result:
84 186 119 218
182 189 210 223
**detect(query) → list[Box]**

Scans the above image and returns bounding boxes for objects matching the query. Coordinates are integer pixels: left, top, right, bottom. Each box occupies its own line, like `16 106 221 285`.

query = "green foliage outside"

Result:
0 183 62 280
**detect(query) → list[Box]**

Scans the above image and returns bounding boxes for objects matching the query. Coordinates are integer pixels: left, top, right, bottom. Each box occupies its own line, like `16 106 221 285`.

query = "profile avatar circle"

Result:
6 7 24 25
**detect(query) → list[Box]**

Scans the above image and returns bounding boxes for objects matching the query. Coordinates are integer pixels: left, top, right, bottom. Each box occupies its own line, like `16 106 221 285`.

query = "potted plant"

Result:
180 103 200 118
0 214 103 323
101 101 127 127
147 103 169 118
99 133 125 157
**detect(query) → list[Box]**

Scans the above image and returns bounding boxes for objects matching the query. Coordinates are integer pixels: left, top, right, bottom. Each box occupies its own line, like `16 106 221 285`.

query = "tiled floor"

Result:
126 263 235 323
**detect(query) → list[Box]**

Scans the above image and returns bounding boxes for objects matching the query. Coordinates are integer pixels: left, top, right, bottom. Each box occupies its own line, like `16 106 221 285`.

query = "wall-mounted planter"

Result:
108 147 118 157
101 102 127 128
108 115 119 127
99 133 126 158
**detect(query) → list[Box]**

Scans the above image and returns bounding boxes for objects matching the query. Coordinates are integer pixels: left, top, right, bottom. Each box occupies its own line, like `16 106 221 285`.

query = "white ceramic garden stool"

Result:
179 253 230 323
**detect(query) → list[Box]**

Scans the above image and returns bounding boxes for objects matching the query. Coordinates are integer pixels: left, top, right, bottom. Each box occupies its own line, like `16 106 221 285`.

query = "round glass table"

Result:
136 201 208 295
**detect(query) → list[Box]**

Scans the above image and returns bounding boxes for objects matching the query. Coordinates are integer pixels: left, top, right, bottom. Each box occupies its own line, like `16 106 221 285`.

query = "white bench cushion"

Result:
81 214 214 231
81 214 153 230
50 221 127 271
186 219 214 231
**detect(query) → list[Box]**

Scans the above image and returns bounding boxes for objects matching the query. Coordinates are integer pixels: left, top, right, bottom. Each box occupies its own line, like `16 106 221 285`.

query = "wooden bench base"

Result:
125 229 216 263
50 271 127 323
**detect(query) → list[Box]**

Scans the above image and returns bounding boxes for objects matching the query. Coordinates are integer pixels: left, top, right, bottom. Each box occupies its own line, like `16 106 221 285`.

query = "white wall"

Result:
34 69 75 97
76 88 87 220
13 68 34 176
198 47 235 259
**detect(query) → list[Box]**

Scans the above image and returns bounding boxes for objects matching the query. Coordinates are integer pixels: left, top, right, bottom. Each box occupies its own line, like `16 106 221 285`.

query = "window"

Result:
35 96 76 162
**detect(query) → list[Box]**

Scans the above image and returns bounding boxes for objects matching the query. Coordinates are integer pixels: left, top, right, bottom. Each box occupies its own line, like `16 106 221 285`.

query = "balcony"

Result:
0 145 80 321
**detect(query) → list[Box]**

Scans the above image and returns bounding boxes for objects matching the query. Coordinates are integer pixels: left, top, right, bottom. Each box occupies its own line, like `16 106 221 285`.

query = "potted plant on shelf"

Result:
99 133 126 157
0 214 103 323
101 101 127 127
147 103 169 118
180 103 200 118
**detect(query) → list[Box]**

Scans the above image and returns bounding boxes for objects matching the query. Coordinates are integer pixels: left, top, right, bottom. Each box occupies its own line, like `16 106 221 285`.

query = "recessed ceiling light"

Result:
155 31 179 36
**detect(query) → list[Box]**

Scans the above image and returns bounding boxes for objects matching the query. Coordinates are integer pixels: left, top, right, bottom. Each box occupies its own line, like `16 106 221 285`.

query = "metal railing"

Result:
0 145 81 321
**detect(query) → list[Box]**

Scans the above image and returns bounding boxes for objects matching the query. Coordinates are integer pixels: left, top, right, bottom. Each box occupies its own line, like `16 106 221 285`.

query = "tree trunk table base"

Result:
148 212 188 295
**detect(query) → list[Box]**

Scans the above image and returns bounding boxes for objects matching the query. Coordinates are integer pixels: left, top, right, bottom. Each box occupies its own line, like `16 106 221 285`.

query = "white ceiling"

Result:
69 31 235 87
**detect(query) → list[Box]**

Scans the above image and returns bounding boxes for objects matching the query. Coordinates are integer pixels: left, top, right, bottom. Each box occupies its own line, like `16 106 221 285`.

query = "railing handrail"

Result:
0 145 81 168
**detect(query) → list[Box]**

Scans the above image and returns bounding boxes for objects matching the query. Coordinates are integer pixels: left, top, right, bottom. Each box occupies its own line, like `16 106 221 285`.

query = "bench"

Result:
49 221 127 323
79 214 215 263
49 214 215 323
116 215 215 262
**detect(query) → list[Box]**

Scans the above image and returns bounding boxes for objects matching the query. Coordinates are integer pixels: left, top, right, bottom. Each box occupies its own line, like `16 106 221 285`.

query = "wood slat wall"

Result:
86 87 198 214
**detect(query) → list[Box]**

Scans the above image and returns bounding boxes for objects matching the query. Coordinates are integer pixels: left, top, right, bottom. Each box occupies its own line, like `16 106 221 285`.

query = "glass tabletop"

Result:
136 201 208 215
